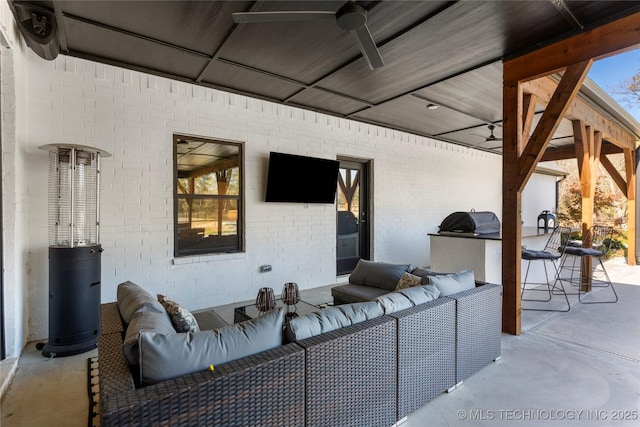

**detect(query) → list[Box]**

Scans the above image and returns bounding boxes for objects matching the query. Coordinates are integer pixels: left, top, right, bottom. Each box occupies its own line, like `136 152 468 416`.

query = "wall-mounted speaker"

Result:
11 1 59 60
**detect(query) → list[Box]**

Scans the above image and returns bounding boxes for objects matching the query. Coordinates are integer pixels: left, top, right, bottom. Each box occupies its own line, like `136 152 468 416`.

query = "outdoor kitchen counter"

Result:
429 227 553 285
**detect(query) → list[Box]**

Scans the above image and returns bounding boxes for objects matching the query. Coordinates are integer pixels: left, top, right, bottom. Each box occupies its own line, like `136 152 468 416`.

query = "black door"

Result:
336 159 370 275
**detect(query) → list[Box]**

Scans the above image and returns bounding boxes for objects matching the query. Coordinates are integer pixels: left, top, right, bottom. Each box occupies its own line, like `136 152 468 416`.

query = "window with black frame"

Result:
174 135 243 256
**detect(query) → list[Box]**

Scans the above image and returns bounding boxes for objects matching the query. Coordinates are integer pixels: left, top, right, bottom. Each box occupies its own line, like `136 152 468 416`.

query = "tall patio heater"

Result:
38 144 111 357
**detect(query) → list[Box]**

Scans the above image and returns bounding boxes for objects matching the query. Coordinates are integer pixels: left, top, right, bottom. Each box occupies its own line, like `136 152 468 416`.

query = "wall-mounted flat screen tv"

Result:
265 152 340 203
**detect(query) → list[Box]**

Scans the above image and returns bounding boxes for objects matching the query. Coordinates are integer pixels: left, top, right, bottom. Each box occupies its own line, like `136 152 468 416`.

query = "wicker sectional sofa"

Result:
98 271 502 427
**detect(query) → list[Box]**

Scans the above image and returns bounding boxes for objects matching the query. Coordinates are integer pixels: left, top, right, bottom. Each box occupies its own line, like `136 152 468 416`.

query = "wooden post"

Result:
502 80 523 335
624 149 637 266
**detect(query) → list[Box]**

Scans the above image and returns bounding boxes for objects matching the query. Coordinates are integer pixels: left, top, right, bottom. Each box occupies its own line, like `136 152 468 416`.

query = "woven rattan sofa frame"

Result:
296 316 398 427
98 303 305 427
445 283 503 384
390 297 457 420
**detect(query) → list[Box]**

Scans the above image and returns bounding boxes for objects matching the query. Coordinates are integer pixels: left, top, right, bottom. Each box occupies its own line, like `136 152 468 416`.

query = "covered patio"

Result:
2 1 640 424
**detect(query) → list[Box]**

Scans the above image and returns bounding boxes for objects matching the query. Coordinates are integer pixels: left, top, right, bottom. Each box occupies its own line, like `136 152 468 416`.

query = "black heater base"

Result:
41 339 98 358
42 245 102 358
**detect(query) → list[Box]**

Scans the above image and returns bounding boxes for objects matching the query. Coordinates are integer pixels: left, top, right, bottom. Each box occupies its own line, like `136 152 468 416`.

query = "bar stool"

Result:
559 225 618 304
521 226 572 312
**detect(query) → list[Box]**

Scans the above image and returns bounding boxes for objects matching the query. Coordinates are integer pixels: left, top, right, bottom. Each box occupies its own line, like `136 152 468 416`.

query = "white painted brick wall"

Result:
522 173 559 227
6 51 560 343
2 43 31 356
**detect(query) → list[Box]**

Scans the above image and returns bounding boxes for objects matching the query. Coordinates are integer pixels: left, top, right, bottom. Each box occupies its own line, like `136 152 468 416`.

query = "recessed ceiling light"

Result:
426 104 439 110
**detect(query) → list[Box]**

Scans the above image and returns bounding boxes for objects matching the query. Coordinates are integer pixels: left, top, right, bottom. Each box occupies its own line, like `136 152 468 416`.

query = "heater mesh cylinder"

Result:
47 147 100 247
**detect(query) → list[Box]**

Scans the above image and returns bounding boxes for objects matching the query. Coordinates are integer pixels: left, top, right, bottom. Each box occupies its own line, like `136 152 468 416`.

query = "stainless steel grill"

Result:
438 211 501 235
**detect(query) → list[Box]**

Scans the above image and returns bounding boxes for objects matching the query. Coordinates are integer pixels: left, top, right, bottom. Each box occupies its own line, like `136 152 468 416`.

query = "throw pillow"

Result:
157 294 200 333
395 272 422 290
428 270 476 296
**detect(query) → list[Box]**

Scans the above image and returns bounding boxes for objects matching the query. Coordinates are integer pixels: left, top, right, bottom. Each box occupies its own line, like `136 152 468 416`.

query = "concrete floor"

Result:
1 260 638 427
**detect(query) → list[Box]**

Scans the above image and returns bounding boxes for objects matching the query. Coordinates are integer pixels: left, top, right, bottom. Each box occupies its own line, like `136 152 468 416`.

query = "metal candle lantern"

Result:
256 287 276 313
537 210 556 232
38 144 111 357
282 282 300 306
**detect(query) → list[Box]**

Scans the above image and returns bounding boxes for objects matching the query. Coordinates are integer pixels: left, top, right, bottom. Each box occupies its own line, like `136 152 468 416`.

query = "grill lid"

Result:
438 211 500 235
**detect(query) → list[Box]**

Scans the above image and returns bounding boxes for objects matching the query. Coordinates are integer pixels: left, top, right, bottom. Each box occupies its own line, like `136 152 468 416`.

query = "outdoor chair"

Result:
559 225 618 304
521 226 572 312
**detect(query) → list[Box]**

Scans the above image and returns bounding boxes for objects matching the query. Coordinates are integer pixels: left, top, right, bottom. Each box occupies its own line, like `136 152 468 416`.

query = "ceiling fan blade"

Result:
352 25 384 69
232 11 335 24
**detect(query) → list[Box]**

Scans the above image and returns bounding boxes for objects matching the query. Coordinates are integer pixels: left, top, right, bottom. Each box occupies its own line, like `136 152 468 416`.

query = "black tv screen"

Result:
265 152 340 203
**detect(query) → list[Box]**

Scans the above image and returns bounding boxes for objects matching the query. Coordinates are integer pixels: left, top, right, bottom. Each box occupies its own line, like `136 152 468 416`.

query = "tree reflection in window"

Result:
174 135 243 256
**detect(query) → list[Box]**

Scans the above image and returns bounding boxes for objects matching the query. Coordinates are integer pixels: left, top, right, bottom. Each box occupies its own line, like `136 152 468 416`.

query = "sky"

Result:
587 48 640 122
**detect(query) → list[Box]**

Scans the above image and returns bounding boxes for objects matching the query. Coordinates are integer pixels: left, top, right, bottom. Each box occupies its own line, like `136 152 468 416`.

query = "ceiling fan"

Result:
485 124 502 142
232 2 384 70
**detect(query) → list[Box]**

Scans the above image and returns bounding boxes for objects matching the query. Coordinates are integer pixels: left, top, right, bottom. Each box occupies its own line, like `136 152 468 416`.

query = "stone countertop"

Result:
429 226 553 241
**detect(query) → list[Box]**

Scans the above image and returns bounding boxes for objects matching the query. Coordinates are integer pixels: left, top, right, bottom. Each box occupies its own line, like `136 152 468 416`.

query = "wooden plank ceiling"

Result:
14 0 640 154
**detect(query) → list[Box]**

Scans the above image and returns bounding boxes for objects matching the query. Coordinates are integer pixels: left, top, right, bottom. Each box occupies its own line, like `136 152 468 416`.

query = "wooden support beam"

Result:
541 142 622 162
522 77 636 150
517 60 592 191
624 149 637 266
504 12 640 84
600 154 628 196
180 158 240 179
522 93 537 147
502 80 523 336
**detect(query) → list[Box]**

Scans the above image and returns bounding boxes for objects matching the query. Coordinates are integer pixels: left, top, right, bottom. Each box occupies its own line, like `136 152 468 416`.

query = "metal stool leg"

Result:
561 225 619 305
577 258 618 304
521 257 570 312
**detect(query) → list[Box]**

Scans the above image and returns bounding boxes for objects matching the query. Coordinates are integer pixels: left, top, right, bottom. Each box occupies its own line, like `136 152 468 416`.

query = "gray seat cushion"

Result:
332 283 391 304
564 247 604 257
521 249 558 260
349 260 412 291
138 308 284 385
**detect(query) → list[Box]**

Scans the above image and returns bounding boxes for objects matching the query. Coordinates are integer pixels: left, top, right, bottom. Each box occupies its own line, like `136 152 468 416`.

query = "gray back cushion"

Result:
138 308 284 385
123 310 176 365
411 267 449 286
284 301 383 342
429 270 476 296
374 292 414 314
349 260 412 291
396 285 441 305
117 281 166 324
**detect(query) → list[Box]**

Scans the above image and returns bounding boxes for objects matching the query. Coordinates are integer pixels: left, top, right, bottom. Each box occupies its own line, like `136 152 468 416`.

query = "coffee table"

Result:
234 299 321 324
